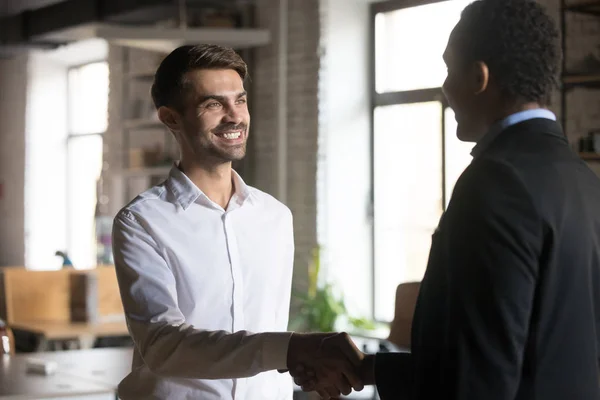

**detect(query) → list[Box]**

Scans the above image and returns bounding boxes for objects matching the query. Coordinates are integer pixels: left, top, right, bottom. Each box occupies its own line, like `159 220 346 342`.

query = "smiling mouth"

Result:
214 129 245 141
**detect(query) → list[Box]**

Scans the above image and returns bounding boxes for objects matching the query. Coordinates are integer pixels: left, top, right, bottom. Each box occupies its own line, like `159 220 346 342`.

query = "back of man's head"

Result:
452 0 561 106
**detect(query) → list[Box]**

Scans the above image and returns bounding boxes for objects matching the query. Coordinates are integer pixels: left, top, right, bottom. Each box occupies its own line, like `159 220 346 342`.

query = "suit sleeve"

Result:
441 159 543 399
375 352 413 399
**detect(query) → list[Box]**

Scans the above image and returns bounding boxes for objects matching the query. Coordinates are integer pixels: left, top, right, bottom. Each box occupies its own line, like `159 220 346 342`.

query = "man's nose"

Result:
223 105 243 125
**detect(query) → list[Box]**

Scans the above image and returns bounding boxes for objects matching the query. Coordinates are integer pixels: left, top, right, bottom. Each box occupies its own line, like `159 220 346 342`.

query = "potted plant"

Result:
290 246 374 333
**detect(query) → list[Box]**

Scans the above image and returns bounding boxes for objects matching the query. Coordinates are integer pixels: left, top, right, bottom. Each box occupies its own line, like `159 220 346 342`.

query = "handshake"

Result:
283 332 376 399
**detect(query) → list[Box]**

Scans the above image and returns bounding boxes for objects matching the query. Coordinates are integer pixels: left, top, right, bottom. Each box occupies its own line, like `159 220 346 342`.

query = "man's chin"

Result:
456 125 477 143
213 148 247 163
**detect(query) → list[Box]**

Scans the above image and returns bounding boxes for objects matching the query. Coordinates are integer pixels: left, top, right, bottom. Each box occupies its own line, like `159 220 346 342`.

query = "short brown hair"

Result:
151 44 248 111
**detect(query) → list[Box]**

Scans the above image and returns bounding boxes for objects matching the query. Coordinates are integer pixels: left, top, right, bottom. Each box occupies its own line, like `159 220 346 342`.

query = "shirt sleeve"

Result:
112 211 292 379
441 158 543 399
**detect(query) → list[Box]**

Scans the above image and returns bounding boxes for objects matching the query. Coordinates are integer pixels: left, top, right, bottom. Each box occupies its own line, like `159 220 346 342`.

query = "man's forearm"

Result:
131 320 292 379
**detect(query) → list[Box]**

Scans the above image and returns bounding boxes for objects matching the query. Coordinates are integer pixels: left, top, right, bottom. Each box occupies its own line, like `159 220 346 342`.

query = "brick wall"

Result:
253 0 321 300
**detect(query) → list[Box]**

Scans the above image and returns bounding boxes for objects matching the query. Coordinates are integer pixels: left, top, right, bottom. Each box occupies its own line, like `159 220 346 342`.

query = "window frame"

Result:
65 59 108 266
369 0 452 321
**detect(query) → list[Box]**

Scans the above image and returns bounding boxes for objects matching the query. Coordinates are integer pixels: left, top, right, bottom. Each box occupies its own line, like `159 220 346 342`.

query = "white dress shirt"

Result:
112 165 295 400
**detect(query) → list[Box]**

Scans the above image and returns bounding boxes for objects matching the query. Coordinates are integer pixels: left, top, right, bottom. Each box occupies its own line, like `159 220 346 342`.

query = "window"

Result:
371 0 473 321
66 62 109 269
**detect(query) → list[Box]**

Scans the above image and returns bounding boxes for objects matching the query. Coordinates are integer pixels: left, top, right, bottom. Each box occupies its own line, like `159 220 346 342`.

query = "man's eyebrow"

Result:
197 91 247 104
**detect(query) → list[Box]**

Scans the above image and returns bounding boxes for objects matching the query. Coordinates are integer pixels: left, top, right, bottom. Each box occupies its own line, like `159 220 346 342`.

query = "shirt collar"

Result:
166 163 253 210
471 108 557 158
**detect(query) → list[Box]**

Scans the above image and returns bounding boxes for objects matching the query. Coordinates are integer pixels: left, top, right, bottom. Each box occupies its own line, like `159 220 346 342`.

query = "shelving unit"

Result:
560 0 600 129
562 72 600 88
118 48 174 204
564 0 600 15
560 0 600 162
123 118 163 130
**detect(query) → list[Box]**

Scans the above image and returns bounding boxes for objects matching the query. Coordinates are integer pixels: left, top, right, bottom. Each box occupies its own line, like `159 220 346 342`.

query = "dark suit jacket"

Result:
375 118 600 400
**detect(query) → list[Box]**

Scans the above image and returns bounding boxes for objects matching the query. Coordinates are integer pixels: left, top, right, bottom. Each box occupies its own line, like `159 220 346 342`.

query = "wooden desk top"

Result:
0 348 133 399
10 320 129 340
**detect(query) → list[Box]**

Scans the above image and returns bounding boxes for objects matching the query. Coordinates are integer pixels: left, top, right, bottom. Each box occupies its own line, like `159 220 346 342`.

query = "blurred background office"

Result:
0 0 598 398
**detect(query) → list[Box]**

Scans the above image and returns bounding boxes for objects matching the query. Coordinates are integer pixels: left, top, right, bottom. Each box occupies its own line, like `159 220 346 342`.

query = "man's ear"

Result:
158 106 181 132
472 61 489 95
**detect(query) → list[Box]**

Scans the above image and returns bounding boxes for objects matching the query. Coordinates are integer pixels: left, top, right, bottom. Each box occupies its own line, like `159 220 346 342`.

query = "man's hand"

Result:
286 332 365 399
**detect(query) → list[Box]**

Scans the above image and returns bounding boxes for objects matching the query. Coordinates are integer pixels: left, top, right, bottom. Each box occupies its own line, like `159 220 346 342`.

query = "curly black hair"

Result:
452 0 561 105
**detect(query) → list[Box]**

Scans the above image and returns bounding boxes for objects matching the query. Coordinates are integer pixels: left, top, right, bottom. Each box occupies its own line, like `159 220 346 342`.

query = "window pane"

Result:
68 62 109 134
444 107 474 207
375 0 472 93
67 135 103 269
373 102 443 322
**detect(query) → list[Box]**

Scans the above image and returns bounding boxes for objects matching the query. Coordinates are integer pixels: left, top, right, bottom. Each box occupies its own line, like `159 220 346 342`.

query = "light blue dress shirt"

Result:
471 108 557 157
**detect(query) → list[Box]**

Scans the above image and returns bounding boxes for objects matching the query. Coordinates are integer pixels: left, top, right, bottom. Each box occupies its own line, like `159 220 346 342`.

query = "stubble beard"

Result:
191 134 247 165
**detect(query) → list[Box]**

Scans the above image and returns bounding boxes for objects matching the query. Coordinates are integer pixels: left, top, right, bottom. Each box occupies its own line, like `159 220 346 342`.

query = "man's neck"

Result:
474 101 543 142
180 159 234 209
488 101 542 130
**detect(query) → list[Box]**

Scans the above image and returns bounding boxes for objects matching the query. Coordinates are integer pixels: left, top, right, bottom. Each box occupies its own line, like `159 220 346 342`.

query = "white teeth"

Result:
221 131 242 140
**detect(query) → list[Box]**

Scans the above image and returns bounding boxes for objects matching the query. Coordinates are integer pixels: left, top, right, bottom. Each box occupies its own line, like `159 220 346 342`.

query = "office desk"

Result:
11 321 129 351
0 347 133 400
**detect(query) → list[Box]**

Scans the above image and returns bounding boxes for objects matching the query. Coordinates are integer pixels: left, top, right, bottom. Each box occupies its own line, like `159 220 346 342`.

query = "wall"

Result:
253 0 322 301
0 55 27 266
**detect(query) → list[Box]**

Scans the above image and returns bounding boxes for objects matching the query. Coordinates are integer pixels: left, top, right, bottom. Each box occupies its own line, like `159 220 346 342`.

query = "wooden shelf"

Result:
123 118 163 130
118 166 172 177
563 72 600 88
580 152 600 161
564 0 600 16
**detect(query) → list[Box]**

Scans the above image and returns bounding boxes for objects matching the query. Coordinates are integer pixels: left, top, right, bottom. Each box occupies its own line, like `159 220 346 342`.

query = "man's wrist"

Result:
359 354 376 385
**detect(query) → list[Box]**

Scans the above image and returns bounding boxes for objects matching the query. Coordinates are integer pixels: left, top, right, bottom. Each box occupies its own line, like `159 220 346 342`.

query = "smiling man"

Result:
111 45 299 400
113 44 363 400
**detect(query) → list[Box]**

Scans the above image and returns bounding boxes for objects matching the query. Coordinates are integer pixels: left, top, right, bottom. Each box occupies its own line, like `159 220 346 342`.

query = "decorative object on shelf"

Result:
128 144 176 171
55 251 74 268
578 129 600 155
289 246 375 333
194 8 241 28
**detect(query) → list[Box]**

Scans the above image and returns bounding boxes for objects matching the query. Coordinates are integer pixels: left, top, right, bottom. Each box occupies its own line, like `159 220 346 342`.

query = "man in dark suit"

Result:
292 0 600 398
